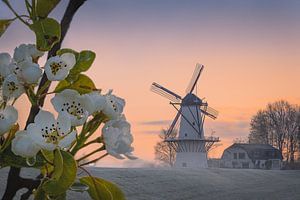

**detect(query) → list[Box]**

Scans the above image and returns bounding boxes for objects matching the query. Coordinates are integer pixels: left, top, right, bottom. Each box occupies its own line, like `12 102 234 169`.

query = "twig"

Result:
2 0 30 26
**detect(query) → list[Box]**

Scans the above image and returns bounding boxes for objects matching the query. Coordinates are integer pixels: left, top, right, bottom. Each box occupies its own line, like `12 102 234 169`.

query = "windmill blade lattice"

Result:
151 82 182 103
167 110 181 137
200 105 219 119
185 64 204 94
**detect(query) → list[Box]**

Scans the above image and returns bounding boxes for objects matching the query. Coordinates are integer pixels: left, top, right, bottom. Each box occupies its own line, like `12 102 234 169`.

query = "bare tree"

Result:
249 110 270 144
249 100 300 163
154 129 177 167
285 105 300 163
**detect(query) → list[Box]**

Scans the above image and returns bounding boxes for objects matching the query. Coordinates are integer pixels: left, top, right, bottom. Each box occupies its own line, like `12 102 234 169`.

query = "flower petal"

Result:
2 74 25 99
60 53 76 70
27 123 55 151
19 61 42 84
58 130 77 149
103 94 125 119
56 112 71 136
34 110 56 128
3 105 18 124
0 53 11 66
13 44 33 63
0 119 11 135
84 92 106 114
11 130 40 158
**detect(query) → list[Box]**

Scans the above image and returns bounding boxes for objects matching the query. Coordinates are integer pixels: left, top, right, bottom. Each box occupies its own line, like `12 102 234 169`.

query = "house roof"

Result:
225 143 283 161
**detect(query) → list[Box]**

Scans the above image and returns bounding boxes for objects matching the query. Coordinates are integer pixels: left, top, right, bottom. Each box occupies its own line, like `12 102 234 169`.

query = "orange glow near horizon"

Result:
1 1 300 166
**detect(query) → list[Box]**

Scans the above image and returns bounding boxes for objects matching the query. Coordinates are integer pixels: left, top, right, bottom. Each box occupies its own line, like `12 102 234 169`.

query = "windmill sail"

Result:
167 110 181 137
185 64 204 94
151 82 182 103
200 105 218 119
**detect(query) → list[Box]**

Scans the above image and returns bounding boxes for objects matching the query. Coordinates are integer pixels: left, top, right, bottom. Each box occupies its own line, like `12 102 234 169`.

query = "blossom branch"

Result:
2 1 87 199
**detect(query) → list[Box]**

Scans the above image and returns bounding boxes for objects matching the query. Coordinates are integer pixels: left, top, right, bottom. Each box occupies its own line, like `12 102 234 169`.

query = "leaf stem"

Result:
37 80 51 96
77 146 104 163
81 137 102 149
79 153 109 167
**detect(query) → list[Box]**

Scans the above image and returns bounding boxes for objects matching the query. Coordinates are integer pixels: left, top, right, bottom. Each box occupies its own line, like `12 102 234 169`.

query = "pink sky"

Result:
1 0 300 166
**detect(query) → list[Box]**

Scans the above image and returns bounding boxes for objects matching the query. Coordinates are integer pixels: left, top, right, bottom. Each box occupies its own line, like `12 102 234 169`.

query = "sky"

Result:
1 0 300 167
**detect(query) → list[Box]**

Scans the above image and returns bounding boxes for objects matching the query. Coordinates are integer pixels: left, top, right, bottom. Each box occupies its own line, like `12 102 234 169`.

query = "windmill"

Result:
151 64 220 168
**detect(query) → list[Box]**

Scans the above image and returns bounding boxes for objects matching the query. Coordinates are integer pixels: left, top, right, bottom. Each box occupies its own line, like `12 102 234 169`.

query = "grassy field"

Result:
0 167 300 200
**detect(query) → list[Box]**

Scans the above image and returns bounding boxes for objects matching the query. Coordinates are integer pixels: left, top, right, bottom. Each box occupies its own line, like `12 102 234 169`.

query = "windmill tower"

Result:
151 64 219 168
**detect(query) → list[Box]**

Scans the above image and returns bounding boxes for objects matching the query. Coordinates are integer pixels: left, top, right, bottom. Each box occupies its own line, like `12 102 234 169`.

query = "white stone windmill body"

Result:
151 64 219 168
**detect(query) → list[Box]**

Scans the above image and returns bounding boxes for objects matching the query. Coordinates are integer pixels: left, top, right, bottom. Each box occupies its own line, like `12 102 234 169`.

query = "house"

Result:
207 158 221 168
220 143 283 170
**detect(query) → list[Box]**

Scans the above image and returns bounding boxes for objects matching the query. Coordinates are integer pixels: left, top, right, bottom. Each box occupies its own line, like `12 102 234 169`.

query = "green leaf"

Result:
56 48 79 57
80 176 126 200
0 19 13 37
36 0 61 18
41 149 54 162
30 18 61 51
0 147 45 168
52 149 63 180
0 124 19 152
42 151 77 196
70 50 96 75
55 74 96 94
34 183 47 200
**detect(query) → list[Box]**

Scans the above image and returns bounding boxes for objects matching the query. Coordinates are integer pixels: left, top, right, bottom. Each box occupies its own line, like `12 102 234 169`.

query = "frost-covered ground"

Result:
0 167 300 200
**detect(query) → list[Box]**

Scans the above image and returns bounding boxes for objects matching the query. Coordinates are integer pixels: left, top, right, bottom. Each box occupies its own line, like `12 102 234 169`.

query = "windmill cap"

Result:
181 93 202 106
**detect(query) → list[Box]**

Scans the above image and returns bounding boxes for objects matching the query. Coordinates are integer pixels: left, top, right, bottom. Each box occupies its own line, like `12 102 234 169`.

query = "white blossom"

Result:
84 91 106 114
26 110 76 151
13 44 44 63
11 130 40 158
0 105 18 135
0 52 11 66
44 53 76 81
51 89 93 126
17 60 42 84
102 91 125 120
2 74 25 100
102 117 135 159
0 53 12 86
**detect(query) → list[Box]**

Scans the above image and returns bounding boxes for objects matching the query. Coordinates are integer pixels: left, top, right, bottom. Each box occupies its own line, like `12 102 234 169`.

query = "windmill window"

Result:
185 133 187 137
192 122 195 126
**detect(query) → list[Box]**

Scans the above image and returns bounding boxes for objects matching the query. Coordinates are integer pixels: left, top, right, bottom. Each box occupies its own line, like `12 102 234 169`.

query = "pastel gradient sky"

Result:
1 0 300 167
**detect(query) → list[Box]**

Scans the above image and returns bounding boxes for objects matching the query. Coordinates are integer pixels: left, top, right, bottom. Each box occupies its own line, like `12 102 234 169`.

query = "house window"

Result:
233 153 237 159
182 163 187 167
239 153 246 159
185 133 188 137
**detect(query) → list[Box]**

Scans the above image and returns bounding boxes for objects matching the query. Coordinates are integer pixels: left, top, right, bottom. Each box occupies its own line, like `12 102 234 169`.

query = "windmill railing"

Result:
164 136 220 153
165 136 220 143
